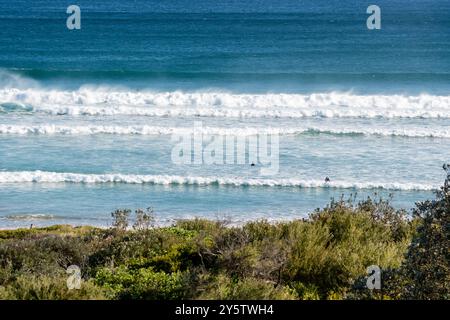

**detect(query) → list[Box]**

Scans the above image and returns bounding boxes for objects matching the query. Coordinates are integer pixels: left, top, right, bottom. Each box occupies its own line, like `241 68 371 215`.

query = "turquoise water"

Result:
0 0 449 228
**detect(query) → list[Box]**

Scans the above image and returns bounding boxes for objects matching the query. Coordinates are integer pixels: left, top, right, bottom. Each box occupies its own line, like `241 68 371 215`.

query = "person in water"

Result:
325 177 330 183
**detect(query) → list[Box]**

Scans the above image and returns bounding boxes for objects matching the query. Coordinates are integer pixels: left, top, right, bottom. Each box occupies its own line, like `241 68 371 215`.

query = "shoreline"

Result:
0 197 422 230
0 216 302 231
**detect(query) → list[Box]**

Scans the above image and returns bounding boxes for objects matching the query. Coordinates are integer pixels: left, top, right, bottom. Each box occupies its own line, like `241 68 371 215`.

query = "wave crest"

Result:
0 124 449 138
1 88 450 119
0 171 437 191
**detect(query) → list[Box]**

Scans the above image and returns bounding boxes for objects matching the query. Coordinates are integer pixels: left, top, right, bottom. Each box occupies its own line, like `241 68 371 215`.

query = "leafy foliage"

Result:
349 165 450 300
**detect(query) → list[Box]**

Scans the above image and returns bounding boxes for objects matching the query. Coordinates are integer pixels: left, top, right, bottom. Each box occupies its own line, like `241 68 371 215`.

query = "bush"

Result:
0 273 107 300
111 209 131 230
290 282 320 300
281 197 412 298
198 274 297 300
349 166 450 300
95 266 189 299
0 233 95 278
133 207 155 231
397 166 450 299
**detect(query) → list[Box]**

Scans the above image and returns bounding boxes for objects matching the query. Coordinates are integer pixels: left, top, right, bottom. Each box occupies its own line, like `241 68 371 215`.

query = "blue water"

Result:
0 0 449 228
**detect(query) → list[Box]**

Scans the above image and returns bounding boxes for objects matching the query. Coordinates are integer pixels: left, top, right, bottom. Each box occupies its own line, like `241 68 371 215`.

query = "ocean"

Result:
0 0 449 228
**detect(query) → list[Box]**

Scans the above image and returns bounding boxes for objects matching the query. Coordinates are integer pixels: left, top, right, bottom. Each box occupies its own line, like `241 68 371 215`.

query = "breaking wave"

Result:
1 124 450 138
1 87 450 119
0 171 438 191
0 214 56 220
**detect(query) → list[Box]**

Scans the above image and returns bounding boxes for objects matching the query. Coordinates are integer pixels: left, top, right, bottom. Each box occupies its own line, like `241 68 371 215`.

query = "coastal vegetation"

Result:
0 172 448 300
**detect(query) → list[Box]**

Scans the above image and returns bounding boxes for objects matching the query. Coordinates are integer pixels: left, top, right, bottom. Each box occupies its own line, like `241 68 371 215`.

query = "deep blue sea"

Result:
0 0 449 228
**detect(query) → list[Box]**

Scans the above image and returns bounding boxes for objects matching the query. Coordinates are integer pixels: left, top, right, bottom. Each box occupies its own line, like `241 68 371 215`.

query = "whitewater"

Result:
0 171 439 191
1 123 450 138
2 88 450 119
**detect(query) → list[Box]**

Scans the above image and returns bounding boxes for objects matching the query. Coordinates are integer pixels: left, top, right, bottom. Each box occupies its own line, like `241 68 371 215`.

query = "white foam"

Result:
1 214 56 220
1 124 450 138
0 171 438 191
1 88 450 118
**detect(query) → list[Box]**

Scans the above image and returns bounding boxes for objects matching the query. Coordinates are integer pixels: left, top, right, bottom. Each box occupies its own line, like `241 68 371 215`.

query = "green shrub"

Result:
133 207 155 231
349 167 450 300
397 166 450 299
290 282 320 300
0 234 95 276
283 197 413 298
111 209 131 230
199 274 297 300
0 273 107 300
175 219 224 233
95 266 189 299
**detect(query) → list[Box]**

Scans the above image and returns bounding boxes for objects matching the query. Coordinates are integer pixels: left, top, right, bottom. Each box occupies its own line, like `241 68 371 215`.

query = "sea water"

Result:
0 0 449 228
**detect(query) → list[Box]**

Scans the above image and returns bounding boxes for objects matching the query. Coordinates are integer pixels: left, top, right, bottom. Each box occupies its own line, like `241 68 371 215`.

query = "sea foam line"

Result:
1 88 450 119
1 124 450 138
0 171 438 191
